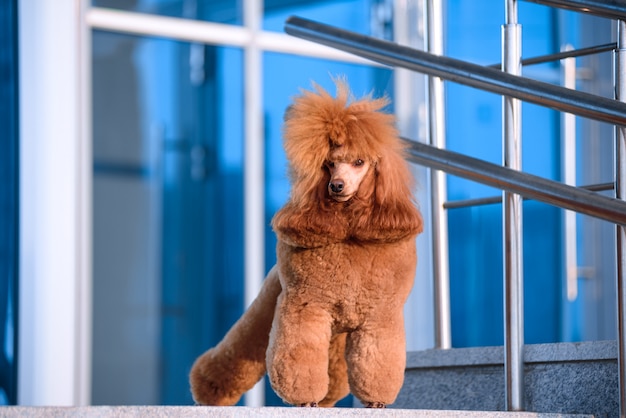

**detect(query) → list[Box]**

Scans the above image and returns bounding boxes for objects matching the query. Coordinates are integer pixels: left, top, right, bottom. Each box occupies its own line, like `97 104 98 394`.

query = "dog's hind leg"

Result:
189 266 282 405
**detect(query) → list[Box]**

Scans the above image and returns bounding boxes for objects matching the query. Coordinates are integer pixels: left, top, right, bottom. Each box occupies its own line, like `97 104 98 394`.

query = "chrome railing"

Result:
616 19 626 418
523 0 626 21
501 1 524 408
285 2 626 414
284 16 626 126
402 140 626 226
425 0 451 352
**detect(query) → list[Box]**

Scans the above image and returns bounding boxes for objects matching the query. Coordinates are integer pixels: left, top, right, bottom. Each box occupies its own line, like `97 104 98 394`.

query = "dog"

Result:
190 79 423 408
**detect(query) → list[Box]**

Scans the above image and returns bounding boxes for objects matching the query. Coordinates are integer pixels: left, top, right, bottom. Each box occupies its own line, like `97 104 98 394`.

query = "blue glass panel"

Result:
92 30 244 405
446 0 562 347
92 0 242 25
0 0 18 405
264 0 372 33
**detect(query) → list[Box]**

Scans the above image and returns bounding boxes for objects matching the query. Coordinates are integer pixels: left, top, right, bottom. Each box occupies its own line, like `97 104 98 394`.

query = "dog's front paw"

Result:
365 402 386 408
298 402 319 407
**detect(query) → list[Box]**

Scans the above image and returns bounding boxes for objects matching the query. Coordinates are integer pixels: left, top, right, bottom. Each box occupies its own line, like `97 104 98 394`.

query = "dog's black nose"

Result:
329 180 344 193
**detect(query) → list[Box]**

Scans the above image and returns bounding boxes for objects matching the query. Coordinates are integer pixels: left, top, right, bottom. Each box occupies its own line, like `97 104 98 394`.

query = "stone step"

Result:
0 406 592 417
397 340 617 417
3 342 612 417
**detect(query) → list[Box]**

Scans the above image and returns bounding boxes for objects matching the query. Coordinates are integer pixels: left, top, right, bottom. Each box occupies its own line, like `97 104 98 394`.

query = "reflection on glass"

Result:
445 2 578 347
92 0 242 25
92 30 244 405
0 3 18 406
264 0 374 34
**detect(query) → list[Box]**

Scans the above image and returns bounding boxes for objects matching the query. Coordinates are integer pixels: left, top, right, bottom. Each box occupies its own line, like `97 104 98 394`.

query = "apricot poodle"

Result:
189 79 423 408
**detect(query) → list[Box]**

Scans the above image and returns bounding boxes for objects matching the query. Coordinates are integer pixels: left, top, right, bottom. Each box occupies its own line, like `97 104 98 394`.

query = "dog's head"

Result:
272 79 423 247
281 79 394 204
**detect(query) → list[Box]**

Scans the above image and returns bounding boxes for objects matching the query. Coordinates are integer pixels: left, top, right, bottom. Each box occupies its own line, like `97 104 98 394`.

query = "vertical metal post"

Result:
243 0 265 407
615 20 626 418
502 0 524 411
77 0 94 405
561 45 579 302
426 0 452 350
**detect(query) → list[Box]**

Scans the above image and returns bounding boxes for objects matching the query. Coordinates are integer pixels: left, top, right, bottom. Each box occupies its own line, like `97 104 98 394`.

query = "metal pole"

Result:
243 0 265 407
284 16 626 127
522 0 626 21
442 182 614 210
77 0 93 405
561 45 578 302
488 42 616 69
503 0 524 411
426 0 452 350
403 140 626 226
615 19 626 418
86 8 378 66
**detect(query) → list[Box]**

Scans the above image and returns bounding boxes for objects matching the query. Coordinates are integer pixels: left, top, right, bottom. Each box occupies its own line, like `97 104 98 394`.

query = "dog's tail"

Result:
189 266 281 405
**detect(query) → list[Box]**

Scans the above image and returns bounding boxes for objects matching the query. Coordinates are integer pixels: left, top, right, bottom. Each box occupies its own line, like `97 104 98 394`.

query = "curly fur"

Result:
189 79 423 408
273 80 422 246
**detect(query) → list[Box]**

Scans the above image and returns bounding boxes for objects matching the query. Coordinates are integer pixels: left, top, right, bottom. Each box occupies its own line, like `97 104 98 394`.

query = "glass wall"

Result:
445 1 563 347
444 1 618 347
91 29 245 404
93 0 243 25
572 14 617 342
0 0 18 406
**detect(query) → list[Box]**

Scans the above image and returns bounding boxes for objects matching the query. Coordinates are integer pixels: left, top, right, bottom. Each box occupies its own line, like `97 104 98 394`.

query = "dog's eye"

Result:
326 161 335 168
354 159 364 167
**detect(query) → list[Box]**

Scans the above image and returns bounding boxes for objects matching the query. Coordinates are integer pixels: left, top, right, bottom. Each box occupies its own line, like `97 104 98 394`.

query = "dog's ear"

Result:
272 173 351 248
351 145 423 243
271 200 349 248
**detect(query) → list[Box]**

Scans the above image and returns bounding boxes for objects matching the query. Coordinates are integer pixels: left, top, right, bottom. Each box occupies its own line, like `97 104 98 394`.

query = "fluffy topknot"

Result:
282 79 404 206
272 78 423 247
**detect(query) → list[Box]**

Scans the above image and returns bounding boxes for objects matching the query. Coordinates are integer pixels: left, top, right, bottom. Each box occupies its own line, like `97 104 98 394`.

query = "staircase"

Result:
0 342 609 417
397 340 617 417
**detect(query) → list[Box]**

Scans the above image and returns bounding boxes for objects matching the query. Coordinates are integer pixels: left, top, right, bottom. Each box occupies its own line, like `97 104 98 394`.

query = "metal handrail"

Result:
425 0 452 351
403 139 626 226
443 182 615 209
522 0 626 21
488 42 616 69
615 19 626 418
284 16 626 127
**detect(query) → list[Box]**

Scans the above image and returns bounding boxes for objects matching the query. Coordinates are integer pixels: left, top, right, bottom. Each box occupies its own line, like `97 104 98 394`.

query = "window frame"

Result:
19 0 430 405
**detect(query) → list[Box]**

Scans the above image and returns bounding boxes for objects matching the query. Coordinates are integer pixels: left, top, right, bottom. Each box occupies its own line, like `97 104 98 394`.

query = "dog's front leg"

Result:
266 294 333 406
345 312 407 407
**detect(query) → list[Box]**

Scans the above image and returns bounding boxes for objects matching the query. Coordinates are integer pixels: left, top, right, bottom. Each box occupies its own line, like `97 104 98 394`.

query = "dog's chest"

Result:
276 239 416 321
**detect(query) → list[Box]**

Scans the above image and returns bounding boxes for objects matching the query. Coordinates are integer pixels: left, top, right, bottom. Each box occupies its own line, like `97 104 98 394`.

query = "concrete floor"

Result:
0 406 593 417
